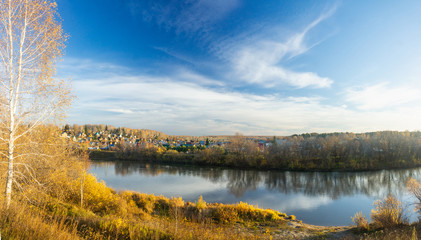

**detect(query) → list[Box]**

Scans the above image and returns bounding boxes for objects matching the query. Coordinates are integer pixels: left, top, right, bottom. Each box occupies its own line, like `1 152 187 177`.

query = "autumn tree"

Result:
0 0 70 208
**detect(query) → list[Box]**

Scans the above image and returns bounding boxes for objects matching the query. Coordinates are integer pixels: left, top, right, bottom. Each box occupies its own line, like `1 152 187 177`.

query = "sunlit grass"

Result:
0 173 297 240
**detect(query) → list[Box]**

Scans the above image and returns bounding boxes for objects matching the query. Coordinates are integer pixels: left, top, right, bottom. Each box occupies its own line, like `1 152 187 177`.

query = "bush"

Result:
196 195 207 210
79 174 123 215
352 212 369 231
370 195 406 228
407 178 421 215
211 205 239 224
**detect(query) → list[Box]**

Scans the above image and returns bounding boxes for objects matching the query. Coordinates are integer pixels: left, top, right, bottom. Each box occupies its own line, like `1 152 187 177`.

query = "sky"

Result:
56 0 421 136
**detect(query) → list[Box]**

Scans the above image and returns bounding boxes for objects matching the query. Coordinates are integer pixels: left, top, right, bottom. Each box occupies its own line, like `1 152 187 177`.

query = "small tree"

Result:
351 212 369 231
407 178 421 216
0 0 70 208
370 195 406 228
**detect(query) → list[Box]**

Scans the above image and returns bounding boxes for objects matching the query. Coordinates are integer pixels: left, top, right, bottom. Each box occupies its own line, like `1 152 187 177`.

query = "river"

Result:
88 160 421 226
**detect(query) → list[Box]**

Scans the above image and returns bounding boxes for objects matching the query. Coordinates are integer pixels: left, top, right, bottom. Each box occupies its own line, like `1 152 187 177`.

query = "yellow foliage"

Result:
407 178 421 213
196 195 207 210
171 196 185 208
352 212 369 231
370 195 406 228
157 146 167 154
77 174 122 215
0 203 79 240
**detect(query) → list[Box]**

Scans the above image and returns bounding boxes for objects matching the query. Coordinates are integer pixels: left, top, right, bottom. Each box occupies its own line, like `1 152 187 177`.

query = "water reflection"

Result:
89 161 421 225
96 161 421 199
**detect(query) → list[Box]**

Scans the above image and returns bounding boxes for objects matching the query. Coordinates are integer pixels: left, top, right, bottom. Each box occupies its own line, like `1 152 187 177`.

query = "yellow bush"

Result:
196 195 207 210
211 204 239 224
225 202 285 223
407 178 421 213
171 196 185 208
352 212 369 231
130 193 157 214
157 146 167 154
127 192 185 217
46 169 80 202
370 195 406 228
79 174 122 215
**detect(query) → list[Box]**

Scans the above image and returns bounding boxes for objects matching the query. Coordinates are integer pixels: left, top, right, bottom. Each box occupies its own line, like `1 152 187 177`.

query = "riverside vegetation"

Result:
3 0 421 238
0 126 303 239
0 126 352 240
114 131 421 171
2 126 421 239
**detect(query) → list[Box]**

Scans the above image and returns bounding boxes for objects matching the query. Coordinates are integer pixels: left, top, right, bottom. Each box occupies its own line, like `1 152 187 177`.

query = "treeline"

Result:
115 131 421 170
0 125 294 240
64 123 167 140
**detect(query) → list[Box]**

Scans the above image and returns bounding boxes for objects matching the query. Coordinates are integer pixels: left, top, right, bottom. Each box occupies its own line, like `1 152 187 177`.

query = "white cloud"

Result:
106 109 134 114
275 194 333 211
60 58 421 136
217 13 334 88
176 69 225 87
345 82 421 111
67 74 338 135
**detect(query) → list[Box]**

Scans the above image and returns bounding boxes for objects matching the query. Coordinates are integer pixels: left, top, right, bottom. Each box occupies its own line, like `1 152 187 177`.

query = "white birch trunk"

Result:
0 0 68 208
4 0 16 208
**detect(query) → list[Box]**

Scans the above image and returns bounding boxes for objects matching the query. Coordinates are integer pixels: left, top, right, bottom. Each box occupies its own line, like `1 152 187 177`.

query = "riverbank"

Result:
0 172 357 239
90 150 421 172
3 166 421 239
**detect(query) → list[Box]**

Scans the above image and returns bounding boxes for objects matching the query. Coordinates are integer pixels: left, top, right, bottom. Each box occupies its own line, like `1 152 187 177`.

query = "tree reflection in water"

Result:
98 161 421 199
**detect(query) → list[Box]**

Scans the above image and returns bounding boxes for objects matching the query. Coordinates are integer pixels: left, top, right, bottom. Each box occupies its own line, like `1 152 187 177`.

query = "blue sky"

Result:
56 0 421 135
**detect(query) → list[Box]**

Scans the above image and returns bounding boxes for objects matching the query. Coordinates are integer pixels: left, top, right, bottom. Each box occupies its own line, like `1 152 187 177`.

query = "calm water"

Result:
89 161 421 226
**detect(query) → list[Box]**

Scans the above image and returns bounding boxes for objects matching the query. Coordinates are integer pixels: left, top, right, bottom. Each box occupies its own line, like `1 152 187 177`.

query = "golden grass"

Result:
0 173 294 240
0 203 79 240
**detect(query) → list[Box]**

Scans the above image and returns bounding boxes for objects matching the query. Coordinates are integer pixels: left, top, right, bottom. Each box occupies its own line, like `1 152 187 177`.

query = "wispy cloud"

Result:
106 109 134 114
345 82 421 111
127 0 239 35
60 58 421 135
57 58 132 80
69 75 340 135
214 10 335 88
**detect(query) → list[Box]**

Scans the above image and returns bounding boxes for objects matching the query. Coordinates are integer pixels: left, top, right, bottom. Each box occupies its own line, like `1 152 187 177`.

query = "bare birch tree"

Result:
0 0 69 208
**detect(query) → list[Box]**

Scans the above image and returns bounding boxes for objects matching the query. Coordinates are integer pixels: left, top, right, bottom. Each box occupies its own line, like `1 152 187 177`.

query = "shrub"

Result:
79 174 122 215
130 193 157 214
412 226 418 240
352 212 369 231
370 195 406 228
211 205 239 224
407 178 421 215
196 195 207 210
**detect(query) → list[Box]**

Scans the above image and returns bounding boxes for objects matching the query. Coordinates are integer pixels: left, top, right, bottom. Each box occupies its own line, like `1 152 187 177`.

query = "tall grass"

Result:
0 203 79 240
0 172 295 240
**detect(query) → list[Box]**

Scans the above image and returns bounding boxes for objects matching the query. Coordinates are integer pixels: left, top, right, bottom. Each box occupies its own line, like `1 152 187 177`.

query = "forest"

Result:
114 131 421 170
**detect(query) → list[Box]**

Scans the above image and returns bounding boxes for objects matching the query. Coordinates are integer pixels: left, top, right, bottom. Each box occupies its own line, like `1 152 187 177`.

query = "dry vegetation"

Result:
348 179 421 240
0 166 332 240
0 126 338 239
3 127 421 239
